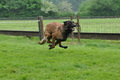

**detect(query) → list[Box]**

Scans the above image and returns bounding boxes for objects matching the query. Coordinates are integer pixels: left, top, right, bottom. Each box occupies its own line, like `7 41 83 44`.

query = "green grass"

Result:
0 18 120 33
0 34 120 80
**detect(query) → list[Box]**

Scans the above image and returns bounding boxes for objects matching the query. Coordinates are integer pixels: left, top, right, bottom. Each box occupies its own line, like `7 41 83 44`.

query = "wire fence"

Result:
0 20 39 23
79 18 120 33
0 20 39 31
0 16 120 33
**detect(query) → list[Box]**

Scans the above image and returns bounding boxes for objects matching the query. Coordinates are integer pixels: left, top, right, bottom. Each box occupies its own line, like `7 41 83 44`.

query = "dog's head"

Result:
63 20 76 31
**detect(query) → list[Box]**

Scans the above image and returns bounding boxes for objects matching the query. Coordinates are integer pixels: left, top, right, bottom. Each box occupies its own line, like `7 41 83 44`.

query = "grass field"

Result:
0 34 120 80
0 18 120 33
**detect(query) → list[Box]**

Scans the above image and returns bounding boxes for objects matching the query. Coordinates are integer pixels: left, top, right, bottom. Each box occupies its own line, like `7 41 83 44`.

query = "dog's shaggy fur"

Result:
38 20 76 49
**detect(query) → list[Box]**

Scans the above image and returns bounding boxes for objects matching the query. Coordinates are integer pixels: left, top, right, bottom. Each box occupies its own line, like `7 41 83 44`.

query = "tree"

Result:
57 1 73 12
41 0 58 16
0 0 43 17
68 0 84 12
112 0 120 16
77 0 91 16
56 1 75 16
77 0 120 16
46 0 84 12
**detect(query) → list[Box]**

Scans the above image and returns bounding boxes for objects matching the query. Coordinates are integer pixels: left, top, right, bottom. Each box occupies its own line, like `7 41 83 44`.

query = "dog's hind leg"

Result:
38 37 47 44
49 38 56 49
47 36 52 43
38 31 52 45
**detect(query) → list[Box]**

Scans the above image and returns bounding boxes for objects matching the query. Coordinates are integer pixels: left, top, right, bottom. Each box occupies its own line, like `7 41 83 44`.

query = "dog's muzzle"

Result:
71 28 75 31
71 24 76 31
73 24 76 27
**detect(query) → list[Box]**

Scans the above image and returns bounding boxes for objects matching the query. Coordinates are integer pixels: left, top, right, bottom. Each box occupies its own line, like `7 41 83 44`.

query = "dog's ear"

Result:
64 21 71 26
63 21 68 25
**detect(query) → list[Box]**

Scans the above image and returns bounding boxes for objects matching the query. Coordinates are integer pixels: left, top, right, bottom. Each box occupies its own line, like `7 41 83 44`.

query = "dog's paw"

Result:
64 46 68 49
48 44 52 47
38 41 44 45
60 46 68 49
49 47 55 50
49 45 52 49
49 47 52 49
48 44 54 49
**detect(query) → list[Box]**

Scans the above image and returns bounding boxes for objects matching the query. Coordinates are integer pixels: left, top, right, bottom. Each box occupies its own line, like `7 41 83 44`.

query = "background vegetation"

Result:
77 0 120 16
0 0 119 17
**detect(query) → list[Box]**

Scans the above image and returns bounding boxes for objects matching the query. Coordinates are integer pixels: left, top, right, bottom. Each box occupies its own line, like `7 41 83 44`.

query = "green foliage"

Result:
77 0 91 16
77 0 120 16
0 35 120 79
0 0 119 17
57 1 73 12
41 0 58 17
0 0 43 17
57 12 75 17
56 1 75 17
47 0 84 12
0 0 58 17
0 0 76 17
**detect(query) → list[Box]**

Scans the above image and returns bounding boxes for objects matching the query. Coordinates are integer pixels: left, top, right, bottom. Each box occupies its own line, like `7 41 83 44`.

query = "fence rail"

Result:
0 30 120 40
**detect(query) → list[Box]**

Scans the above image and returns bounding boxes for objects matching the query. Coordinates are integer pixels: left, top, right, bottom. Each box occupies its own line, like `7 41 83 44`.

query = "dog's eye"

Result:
69 22 72 24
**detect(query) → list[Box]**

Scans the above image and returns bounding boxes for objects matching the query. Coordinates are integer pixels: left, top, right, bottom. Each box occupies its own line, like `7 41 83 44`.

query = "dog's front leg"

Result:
59 42 68 49
52 40 68 49
38 37 47 44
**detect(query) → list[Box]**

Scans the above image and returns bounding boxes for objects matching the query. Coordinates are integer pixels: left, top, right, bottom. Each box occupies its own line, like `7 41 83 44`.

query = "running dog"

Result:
38 20 76 49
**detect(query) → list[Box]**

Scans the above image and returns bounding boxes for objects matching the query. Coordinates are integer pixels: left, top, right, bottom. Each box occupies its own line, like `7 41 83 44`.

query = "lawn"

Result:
0 18 120 33
0 34 120 80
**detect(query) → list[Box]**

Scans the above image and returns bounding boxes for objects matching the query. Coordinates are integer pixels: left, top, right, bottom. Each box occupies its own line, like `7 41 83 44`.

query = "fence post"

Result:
77 15 81 44
38 16 44 40
70 15 74 43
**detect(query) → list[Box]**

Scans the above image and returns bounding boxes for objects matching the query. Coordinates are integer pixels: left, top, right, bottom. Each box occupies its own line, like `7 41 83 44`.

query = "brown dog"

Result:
38 20 76 49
